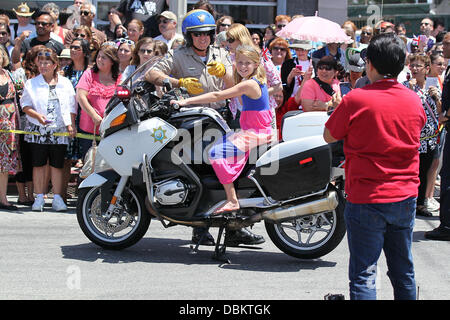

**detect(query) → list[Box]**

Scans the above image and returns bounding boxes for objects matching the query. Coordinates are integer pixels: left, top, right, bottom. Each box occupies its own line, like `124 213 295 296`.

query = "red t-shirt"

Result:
325 79 426 203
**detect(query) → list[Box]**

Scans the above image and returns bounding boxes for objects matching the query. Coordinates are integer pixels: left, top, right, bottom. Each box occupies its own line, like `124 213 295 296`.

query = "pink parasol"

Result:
276 13 352 44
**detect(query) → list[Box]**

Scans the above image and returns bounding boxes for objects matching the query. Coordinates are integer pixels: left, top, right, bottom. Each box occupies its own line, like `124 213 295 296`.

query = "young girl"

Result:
172 45 272 213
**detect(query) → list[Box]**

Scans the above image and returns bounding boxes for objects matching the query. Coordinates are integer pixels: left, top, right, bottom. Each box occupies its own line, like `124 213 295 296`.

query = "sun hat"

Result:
13 3 35 17
58 48 71 59
289 39 313 50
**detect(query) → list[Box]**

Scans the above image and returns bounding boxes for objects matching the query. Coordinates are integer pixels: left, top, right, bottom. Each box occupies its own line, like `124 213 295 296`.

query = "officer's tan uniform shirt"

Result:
155 45 232 110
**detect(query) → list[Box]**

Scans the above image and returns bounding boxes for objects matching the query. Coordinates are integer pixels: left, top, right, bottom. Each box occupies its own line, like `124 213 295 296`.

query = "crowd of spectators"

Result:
0 0 448 227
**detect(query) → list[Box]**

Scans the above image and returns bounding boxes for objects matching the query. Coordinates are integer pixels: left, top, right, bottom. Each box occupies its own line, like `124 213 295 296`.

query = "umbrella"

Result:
276 13 352 44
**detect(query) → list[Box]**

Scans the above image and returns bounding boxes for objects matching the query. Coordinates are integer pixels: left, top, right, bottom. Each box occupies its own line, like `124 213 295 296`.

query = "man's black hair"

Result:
366 33 406 78
35 11 54 23
432 18 445 29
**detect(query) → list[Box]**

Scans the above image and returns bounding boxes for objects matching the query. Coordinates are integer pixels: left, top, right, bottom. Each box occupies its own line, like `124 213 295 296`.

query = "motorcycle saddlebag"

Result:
252 136 331 201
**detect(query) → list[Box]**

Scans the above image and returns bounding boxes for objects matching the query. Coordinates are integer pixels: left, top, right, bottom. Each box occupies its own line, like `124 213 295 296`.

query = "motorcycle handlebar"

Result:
147 87 187 118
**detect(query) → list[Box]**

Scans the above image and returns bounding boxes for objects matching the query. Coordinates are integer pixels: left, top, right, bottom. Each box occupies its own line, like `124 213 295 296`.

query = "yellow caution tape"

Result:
0 129 100 141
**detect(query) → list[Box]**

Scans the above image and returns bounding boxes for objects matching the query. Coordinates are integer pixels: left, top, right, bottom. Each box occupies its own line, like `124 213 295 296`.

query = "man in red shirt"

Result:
324 33 426 300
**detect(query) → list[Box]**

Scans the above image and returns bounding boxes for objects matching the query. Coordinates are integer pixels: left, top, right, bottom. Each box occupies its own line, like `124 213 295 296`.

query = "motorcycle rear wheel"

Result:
264 186 346 259
77 185 150 250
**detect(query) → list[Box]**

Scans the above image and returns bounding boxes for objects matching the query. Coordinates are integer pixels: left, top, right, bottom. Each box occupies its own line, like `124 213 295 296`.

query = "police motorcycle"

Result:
76 52 346 262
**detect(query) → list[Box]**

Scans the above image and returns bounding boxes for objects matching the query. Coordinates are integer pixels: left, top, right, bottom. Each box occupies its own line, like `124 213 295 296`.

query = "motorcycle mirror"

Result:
163 78 172 92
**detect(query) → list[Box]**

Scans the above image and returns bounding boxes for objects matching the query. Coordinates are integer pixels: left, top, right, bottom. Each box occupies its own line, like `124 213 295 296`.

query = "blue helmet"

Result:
181 9 216 34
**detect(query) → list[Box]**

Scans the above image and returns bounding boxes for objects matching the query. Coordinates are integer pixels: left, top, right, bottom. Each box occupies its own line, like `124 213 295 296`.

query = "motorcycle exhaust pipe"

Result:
262 191 339 223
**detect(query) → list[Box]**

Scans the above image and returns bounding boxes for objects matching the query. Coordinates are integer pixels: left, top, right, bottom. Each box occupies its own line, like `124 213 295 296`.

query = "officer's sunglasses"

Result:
192 31 210 37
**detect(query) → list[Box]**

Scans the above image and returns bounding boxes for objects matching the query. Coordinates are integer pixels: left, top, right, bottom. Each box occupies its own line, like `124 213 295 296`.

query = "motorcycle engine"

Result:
154 179 188 206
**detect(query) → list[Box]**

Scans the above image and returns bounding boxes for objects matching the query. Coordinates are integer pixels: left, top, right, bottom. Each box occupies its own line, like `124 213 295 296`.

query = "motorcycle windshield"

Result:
121 56 163 88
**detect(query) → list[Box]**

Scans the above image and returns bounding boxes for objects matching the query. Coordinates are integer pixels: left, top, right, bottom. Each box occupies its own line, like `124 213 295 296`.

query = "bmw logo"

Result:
115 146 123 155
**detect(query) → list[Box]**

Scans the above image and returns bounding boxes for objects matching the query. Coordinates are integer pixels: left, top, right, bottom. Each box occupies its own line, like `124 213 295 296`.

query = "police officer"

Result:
146 9 233 108
146 9 265 247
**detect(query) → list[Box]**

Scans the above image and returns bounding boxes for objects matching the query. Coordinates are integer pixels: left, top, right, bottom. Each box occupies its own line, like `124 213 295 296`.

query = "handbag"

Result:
79 123 110 178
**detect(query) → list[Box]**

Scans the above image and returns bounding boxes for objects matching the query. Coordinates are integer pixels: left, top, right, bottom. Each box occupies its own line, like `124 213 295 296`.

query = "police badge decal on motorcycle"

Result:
151 126 167 143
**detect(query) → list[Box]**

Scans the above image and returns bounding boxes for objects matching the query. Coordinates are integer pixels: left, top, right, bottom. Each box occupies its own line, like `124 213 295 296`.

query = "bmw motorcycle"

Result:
76 57 346 262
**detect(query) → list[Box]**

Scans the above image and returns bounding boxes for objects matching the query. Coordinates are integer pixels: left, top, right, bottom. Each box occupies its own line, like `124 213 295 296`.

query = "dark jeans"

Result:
78 128 97 160
344 197 417 300
439 130 450 228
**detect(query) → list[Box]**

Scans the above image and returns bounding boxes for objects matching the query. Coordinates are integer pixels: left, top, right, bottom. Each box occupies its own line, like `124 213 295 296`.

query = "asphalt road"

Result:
0 195 449 301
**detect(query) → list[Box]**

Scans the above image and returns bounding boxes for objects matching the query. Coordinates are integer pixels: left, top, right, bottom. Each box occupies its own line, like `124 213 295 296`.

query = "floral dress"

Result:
0 69 20 174
403 82 439 153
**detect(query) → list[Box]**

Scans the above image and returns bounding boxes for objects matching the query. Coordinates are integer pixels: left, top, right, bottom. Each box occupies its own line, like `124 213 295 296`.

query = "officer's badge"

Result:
197 14 206 22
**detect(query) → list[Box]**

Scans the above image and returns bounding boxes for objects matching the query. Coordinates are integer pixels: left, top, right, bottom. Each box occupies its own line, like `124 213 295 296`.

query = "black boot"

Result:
424 226 450 241
192 227 215 246
225 228 265 247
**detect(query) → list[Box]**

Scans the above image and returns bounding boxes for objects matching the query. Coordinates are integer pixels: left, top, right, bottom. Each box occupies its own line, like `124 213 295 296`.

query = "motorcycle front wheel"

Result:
77 185 150 250
264 186 346 259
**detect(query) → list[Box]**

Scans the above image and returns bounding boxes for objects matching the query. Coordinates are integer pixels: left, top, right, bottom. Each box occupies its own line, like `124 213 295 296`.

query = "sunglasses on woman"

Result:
117 38 135 45
37 51 52 57
80 10 91 16
74 33 87 38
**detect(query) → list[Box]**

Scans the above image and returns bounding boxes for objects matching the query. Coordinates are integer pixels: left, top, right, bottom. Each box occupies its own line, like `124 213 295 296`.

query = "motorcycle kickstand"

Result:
212 224 231 264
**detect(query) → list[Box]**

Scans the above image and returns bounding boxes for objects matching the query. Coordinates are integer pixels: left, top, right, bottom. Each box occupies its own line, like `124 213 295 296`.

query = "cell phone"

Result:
44 120 53 124
296 65 302 71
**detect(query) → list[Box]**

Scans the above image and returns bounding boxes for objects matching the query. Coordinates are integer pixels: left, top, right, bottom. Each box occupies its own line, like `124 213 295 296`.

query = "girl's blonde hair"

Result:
226 23 254 48
234 44 266 85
